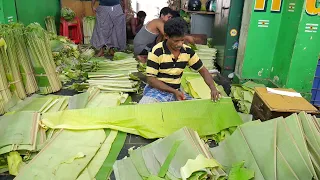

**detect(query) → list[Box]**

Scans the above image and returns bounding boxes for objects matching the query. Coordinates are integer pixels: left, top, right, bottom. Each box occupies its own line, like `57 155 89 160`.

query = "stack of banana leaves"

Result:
0 87 129 178
230 81 265 114
181 68 227 100
114 127 255 180
45 16 57 35
193 44 217 71
82 16 96 44
0 23 43 114
69 52 140 93
114 127 227 180
211 112 320 180
25 23 62 94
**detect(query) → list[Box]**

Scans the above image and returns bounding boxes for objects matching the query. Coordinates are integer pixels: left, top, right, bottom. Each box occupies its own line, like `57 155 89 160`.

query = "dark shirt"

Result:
100 0 120 6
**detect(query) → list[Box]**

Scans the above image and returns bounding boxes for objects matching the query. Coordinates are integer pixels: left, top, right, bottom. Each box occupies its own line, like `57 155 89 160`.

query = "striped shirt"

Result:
146 41 204 89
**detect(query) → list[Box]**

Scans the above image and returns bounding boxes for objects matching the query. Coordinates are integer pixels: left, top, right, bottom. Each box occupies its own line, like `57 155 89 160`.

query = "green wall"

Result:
0 0 18 24
236 0 320 96
15 0 60 28
236 0 283 79
271 0 304 86
285 0 320 93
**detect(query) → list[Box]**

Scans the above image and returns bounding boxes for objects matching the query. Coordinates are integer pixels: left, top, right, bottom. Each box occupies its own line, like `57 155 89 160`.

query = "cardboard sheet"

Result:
255 87 318 113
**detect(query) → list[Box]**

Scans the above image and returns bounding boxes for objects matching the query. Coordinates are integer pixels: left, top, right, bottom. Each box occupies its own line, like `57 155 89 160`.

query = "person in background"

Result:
127 11 147 40
91 0 126 57
133 7 173 63
139 18 220 104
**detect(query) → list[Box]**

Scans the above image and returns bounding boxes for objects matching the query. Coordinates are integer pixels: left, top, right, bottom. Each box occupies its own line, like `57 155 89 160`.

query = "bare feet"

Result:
109 48 115 56
137 55 148 63
97 48 104 57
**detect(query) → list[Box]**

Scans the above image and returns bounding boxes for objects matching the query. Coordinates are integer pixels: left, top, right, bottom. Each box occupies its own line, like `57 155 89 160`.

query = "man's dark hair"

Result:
171 10 180 18
160 7 172 17
164 17 187 38
137 11 146 18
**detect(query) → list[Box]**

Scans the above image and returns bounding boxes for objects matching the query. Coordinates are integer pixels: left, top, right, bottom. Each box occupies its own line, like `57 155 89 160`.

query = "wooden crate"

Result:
250 87 319 121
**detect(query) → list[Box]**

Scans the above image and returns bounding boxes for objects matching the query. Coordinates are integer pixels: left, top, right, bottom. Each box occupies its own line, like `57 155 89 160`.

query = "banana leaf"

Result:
228 161 254 180
211 113 320 180
95 131 127 180
114 127 226 180
130 145 152 178
68 92 89 109
0 112 39 155
77 130 118 179
114 158 143 180
7 151 25 176
186 77 227 99
180 154 222 180
42 98 243 139
230 82 265 114
15 129 106 180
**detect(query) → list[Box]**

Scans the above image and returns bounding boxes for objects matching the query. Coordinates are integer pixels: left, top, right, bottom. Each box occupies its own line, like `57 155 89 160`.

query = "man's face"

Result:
161 13 173 22
167 36 185 51
139 16 146 23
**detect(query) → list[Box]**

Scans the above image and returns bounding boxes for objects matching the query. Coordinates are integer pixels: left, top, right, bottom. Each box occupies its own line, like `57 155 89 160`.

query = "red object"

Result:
59 17 83 44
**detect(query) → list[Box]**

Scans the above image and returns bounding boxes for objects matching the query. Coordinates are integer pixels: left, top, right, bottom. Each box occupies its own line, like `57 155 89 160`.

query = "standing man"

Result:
139 18 220 104
133 7 173 63
91 0 126 57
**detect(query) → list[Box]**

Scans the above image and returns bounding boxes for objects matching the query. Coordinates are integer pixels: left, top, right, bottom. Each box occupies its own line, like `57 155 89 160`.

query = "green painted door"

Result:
285 0 320 94
235 0 283 79
15 0 60 28
0 0 18 24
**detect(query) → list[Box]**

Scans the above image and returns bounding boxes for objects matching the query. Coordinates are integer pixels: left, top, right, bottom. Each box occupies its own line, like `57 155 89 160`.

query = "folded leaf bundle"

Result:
83 16 96 44
211 112 320 180
230 81 265 114
25 23 62 94
0 112 40 155
45 16 57 35
11 23 38 95
0 39 12 114
15 130 106 179
113 127 226 180
0 26 26 100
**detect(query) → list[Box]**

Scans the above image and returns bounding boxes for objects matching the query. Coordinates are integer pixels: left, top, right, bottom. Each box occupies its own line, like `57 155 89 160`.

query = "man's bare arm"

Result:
198 67 220 101
131 18 137 35
157 21 165 36
92 0 97 13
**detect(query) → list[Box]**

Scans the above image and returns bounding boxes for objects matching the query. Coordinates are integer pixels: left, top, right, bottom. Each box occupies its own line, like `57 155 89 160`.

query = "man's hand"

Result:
92 7 97 13
211 87 221 102
174 90 186 101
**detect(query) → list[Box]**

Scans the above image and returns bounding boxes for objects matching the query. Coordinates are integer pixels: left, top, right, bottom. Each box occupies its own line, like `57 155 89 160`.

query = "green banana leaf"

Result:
180 154 221 180
42 98 243 139
228 161 254 180
95 132 127 180
211 113 320 180
68 92 89 109
113 158 143 180
0 112 38 155
114 127 226 180
7 151 25 176
77 130 118 179
15 130 106 180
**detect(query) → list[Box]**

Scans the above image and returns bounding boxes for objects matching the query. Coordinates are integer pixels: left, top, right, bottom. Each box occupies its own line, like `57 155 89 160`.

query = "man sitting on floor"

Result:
139 18 220 104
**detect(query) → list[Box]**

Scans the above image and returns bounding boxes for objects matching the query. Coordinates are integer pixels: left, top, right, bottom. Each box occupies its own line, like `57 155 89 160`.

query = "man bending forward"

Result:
139 18 220 104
